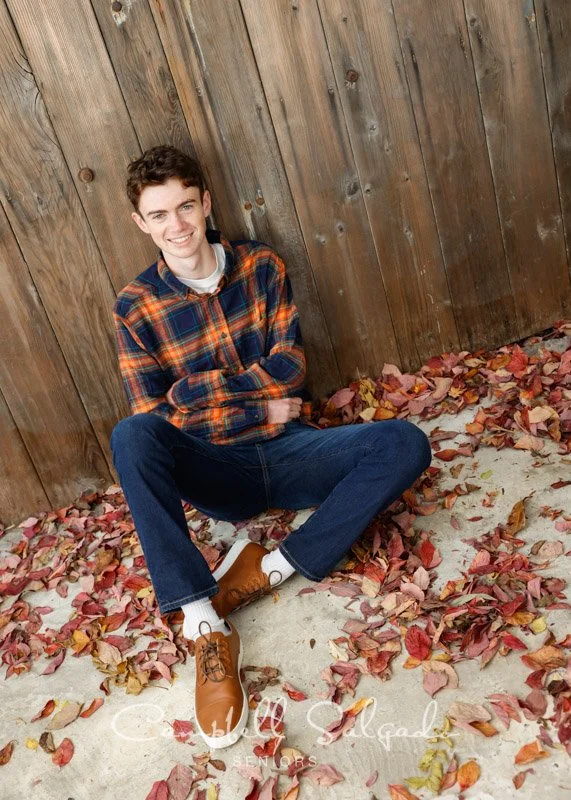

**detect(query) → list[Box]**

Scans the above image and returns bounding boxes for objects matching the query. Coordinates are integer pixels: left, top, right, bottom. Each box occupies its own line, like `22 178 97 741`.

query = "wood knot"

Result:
78 168 94 183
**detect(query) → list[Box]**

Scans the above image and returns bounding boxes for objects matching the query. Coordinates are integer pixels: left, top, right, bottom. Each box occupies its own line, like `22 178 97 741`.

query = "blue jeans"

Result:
110 414 431 613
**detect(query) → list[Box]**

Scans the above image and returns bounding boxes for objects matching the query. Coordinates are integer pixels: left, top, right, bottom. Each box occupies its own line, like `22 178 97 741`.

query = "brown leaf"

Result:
506 498 527 536
39 732 55 753
513 768 535 789
0 741 15 766
46 701 82 731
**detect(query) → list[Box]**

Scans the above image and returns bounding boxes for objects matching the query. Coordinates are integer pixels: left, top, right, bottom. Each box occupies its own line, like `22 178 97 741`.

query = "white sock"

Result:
261 548 297 587
182 597 228 641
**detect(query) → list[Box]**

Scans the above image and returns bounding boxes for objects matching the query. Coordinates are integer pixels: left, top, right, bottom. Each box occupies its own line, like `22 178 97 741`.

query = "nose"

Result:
168 213 186 232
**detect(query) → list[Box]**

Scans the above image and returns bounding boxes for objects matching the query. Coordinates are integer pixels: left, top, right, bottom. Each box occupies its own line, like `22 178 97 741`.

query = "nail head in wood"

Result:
78 168 94 183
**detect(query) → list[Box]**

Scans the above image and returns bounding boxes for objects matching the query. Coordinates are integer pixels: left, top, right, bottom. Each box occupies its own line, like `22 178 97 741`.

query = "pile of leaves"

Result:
0 322 570 798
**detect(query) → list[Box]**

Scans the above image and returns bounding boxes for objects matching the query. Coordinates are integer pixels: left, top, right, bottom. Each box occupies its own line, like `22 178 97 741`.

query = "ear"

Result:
132 210 150 234
202 189 212 218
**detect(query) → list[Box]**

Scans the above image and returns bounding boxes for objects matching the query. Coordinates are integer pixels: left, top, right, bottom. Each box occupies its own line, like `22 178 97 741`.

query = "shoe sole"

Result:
194 637 248 750
213 539 253 583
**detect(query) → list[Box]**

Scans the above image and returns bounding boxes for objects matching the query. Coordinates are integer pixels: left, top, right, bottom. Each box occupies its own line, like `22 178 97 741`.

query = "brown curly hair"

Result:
126 145 206 211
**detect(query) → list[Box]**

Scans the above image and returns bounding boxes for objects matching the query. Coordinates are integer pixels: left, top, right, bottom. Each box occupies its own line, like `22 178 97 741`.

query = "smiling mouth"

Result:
168 233 193 244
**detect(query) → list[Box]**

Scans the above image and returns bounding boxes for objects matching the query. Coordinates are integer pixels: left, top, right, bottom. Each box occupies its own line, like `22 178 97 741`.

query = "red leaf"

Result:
404 626 431 661
145 781 169 800
0 741 15 765
51 737 74 767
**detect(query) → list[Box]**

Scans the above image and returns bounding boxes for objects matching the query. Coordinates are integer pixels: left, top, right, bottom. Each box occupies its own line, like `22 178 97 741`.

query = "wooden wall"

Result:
0 0 569 524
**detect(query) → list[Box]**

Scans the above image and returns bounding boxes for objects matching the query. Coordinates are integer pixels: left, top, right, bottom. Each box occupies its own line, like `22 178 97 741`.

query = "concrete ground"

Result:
1 337 570 800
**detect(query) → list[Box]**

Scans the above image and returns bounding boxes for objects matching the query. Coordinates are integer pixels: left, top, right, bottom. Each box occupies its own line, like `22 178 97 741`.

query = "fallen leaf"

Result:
457 760 480 790
404 626 431 661
51 737 74 767
46 701 82 730
0 741 15 765
31 699 56 722
166 763 195 800
305 764 344 786
388 786 420 800
514 740 549 765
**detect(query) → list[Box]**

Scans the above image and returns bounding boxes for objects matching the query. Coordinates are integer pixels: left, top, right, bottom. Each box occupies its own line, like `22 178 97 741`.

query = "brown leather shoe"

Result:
211 541 281 618
194 620 248 749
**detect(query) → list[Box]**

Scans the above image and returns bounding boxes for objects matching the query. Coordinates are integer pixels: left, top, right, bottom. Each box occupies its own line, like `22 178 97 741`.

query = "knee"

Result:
110 413 165 460
370 419 431 473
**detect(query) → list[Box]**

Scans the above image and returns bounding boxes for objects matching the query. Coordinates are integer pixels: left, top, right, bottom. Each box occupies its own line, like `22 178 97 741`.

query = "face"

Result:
132 178 212 269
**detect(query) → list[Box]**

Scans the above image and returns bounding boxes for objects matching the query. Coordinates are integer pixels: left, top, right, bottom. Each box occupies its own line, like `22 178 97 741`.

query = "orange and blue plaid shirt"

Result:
113 230 308 444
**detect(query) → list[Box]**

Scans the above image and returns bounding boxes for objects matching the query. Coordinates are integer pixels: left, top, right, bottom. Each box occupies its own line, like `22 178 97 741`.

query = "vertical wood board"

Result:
319 0 460 368
0 0 128 468
6 0 157 292
0 204 112 508
392 0 520 351
240 0 400 380
465 0 570 331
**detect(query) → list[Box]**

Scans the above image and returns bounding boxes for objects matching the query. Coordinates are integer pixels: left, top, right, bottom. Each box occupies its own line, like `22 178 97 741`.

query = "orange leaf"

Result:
457 760 481 790
514 740 549 765
0 741 15 766
388 785 420 800
471 721 498 737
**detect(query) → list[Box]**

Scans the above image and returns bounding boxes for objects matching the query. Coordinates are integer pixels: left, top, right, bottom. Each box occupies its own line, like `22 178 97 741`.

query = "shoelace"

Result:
197 621 230 684
227 569 282 610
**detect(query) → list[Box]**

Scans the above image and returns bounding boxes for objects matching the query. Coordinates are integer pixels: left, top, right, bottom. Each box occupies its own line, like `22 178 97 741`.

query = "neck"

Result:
164 241 216 280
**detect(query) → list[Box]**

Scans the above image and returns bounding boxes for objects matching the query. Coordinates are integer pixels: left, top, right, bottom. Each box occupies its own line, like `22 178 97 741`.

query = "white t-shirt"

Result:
176 243 225 294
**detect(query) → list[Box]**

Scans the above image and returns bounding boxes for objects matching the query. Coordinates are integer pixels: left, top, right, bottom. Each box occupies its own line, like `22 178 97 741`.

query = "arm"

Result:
114 314 269 437
168 252 306 413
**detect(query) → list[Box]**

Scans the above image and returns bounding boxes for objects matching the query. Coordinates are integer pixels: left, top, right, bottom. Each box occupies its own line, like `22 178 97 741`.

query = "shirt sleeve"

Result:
114 314 271 439
169 252 306 413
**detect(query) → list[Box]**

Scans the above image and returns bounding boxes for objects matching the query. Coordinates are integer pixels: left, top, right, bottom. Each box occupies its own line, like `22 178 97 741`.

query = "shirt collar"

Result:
156 229 235 299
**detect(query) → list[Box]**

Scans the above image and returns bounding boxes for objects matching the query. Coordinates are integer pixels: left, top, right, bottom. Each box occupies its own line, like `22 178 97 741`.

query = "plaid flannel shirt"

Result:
113 230 308 444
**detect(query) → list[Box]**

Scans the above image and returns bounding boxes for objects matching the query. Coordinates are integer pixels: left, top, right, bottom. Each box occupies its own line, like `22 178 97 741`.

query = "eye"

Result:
152 213 166 221
182 203 193 210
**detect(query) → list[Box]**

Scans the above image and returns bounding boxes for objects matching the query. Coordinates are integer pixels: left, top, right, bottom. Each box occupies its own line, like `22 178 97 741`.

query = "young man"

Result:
111 145 431 749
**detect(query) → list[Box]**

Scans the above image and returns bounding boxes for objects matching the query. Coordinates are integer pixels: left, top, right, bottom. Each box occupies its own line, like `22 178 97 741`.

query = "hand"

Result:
166 385 175 405
266 397 303 424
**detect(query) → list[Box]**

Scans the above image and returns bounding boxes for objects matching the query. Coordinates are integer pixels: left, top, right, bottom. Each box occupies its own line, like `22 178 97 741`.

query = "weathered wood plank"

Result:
0 388 49 525
6 0 157 291
465 0 570 332
392 0 519 351
0 1 128 472
535 0 571 273
319 0 459 368
239 0 400 381
148 0 341 395
0 204 112 513
90 0 195 154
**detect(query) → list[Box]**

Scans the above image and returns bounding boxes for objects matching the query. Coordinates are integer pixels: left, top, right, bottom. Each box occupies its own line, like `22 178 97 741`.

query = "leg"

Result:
261 419 431 580
110 413 266 613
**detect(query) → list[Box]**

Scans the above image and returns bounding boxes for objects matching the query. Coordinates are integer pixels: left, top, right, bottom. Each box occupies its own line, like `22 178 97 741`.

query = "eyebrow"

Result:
145 199 196 216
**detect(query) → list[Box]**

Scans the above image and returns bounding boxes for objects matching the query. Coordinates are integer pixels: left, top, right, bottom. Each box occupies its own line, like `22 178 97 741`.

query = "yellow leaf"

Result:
25 738 39 750
457 760 481 790
346 697 373 717
505 611 535 626
206 784 219 800
529 616 547 634
136 586 153 599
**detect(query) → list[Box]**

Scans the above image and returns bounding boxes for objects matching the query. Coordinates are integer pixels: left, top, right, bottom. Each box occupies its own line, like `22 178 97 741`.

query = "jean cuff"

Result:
158 583 219 615
278 544 323 582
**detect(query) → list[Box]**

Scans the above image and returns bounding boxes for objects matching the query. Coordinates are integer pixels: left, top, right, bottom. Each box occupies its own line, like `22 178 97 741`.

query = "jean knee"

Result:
110 413 164 460
399 420 432 472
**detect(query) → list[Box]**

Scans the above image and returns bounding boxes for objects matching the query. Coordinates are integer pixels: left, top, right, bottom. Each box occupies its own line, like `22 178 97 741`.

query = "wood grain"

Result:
149 0 341 394
465 0 570 332
319 0 460 368
0 387 49 525
90 0 195 155
6 0 157 291
392 0 520 350
535 0 571 274
240 0 400 381
0 0 128 473
0 204 111 517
